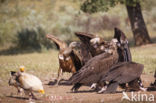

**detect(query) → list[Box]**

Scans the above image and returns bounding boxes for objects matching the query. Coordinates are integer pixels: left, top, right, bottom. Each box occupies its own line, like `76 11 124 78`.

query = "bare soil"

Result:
0 74 156 103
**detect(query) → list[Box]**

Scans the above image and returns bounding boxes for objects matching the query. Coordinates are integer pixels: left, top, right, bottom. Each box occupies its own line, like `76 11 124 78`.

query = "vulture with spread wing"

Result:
68 28 144 93
68 39 119 92
46 34 82 84
75 32 108 63
99 62 144 93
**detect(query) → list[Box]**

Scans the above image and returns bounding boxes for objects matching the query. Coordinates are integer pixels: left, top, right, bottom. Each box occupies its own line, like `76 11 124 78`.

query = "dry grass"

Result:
0 44 156 85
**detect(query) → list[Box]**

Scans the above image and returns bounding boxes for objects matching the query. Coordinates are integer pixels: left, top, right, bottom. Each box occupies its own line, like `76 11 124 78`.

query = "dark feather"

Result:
75 32 96 57
70 50 83 71
68 46 118 86
101 62 144 84
114 27 132 62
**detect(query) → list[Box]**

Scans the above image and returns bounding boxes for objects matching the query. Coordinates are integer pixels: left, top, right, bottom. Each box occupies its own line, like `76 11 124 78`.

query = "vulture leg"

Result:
31 92 37 100
17 87 23 96
128 78 146 91
103 82 119 93
71 83 82 92
98 86 107 93
90 83 97 90
56 67 63 85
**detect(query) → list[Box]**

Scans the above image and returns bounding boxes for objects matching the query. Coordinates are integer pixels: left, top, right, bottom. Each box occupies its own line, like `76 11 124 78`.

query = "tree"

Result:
81 0 152 46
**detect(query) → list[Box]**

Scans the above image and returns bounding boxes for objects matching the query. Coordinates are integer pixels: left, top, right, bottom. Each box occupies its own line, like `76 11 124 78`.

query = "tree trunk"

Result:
126 3 152 46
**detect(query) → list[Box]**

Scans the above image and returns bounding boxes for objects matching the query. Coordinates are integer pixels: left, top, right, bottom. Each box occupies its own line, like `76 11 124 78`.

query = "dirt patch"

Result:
0 74 156 103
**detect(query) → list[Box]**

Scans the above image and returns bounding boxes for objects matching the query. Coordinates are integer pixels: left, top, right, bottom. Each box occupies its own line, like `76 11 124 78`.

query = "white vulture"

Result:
9 66 45 100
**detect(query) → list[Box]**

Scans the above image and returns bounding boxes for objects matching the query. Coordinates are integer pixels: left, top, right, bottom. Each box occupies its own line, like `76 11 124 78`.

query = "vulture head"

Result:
104 38 119 54
90 37 107 55
9 71 20 86
69 42 81 49
114 28 128 45
62 42 81 58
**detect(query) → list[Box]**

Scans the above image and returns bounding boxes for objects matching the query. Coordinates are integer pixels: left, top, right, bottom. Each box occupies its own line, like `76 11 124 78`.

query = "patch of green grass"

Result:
131 44 156 74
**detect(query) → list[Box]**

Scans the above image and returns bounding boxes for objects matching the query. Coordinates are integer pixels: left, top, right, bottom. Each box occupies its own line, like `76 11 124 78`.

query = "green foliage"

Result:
17 27 52 51
81 0 141 13
0 0 156 51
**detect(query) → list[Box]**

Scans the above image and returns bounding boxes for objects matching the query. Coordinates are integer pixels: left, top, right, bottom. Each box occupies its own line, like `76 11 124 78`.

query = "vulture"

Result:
46 34 82 84
68 39 119 92
9 66 44 100
114 27 132 62
75 32 108 63
99 62 144 93
68 28 143 93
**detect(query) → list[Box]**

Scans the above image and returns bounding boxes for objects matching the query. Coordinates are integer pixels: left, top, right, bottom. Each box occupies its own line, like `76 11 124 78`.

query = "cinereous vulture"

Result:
99 62 145 93
68 39 119 92
75 32 109 64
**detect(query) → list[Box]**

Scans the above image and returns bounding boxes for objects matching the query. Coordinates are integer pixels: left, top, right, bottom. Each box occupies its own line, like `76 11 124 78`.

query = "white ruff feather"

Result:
65 57 70 61
90 37 100 44
59 54 64 60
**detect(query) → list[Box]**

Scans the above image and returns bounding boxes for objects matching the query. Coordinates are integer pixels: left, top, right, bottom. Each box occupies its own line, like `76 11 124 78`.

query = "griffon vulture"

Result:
99 62 144 93
68 39 119 92
9 67 44 100
46 34 82 84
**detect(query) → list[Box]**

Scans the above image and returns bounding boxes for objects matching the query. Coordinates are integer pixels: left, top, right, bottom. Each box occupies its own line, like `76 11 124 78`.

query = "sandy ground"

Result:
0 74 156 103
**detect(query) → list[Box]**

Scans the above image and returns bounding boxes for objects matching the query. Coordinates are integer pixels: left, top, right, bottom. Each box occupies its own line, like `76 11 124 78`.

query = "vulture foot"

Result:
71 83 82 93
90 83 97 90
97 86 107 94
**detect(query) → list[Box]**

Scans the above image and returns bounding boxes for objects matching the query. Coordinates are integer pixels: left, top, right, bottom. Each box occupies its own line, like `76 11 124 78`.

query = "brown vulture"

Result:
46 34 82 84
68 28 143 92
114 27 132 62
75 32 108 63
67 39 119 92
99 62 144 93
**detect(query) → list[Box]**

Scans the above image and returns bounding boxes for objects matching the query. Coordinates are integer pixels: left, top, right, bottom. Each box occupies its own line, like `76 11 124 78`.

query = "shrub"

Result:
17 27 52 51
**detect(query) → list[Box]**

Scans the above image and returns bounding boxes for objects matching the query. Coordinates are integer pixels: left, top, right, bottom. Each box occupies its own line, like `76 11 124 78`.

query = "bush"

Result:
17 27 52 51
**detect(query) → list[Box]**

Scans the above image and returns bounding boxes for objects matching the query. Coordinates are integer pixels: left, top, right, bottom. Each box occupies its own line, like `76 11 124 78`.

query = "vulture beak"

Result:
19 66 25 72
39 89 45 94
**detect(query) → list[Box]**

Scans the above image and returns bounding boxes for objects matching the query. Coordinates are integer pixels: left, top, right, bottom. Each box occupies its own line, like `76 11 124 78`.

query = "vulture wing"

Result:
114 27 132 62
68 48 118 85
102 62 144 84
70 50 83 71
46 34 67 50
75 32 97 58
